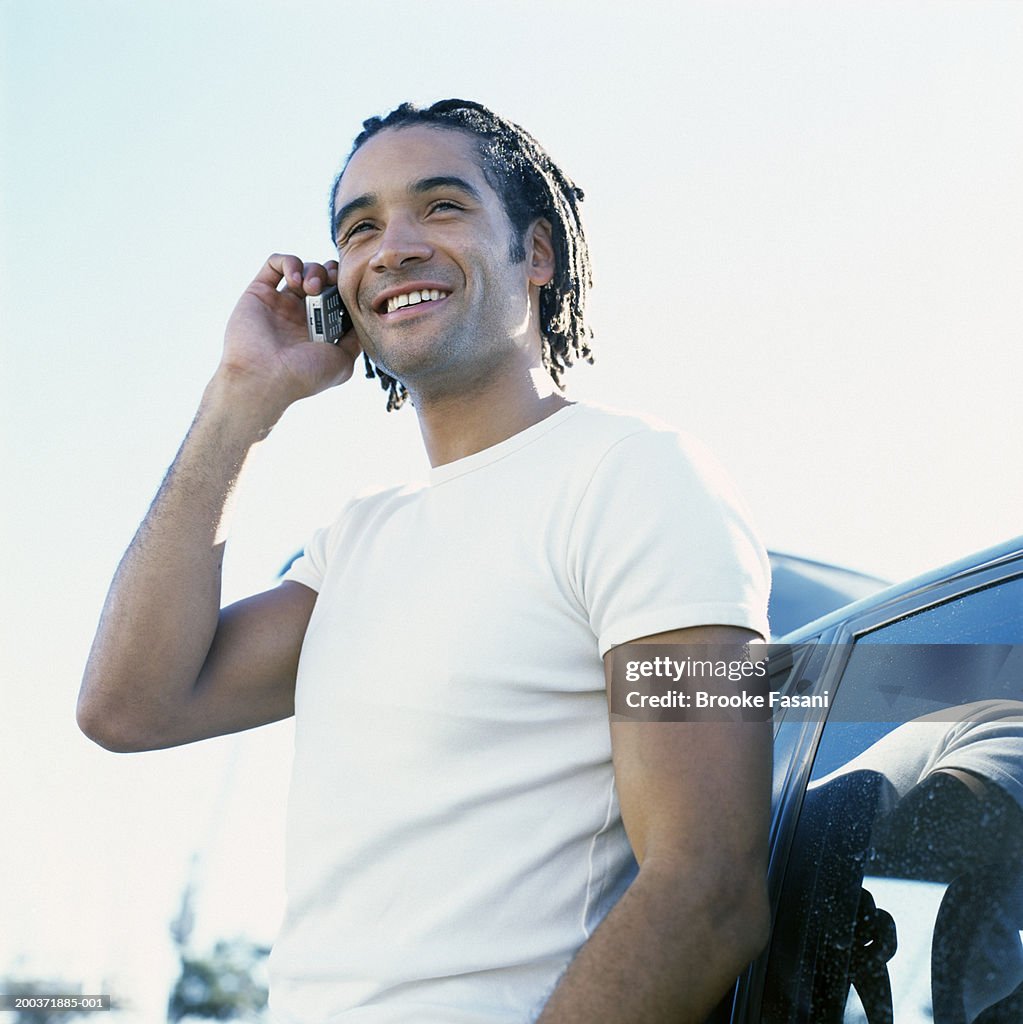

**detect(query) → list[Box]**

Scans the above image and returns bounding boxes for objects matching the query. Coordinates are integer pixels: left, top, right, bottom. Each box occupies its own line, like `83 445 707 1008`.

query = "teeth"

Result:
386 289 448 313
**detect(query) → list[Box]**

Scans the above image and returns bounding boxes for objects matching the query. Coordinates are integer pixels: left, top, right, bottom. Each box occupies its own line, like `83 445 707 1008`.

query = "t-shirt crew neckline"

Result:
427 402 582 487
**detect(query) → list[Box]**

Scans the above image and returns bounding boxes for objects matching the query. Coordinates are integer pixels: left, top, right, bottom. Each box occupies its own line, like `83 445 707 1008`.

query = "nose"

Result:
370 213 433 273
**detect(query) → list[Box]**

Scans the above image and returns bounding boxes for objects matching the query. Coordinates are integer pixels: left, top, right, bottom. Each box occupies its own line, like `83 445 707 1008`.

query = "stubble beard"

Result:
369 292 524 406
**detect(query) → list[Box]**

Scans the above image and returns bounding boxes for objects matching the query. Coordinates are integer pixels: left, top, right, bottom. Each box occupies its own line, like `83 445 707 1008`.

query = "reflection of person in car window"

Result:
812 700 1023 1023
815 700 1023 873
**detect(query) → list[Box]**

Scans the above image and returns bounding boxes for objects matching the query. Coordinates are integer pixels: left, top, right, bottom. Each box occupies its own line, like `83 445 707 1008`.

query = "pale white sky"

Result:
2 1 1021 1016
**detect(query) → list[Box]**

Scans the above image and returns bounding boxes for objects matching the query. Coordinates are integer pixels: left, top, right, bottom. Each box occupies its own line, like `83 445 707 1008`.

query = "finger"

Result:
301 261 335 295
257 253 304 292
325 260 338 285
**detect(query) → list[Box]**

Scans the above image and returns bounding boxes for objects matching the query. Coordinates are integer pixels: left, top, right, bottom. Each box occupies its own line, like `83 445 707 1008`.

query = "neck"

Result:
411 359 571 468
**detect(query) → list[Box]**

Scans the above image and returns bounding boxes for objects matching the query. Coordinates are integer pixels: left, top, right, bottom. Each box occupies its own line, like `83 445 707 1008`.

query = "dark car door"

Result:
726 555 1023 1024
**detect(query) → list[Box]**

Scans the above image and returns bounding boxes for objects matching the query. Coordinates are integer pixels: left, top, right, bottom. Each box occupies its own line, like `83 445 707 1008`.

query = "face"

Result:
331 125 553 397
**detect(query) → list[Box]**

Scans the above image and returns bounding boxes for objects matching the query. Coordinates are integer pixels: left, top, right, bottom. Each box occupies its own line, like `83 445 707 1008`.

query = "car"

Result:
766 552 888 639
713 534 1023 1024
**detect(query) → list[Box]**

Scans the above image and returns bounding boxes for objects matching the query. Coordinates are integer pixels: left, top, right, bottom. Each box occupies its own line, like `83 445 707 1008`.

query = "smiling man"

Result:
79 100 772 1023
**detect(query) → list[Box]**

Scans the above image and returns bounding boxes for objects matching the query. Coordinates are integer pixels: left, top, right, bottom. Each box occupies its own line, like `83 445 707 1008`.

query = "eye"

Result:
427 199 464 215
337 221 374 247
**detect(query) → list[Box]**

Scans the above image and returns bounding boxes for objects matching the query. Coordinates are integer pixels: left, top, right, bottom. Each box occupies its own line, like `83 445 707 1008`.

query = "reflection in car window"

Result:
762 575 1023 1024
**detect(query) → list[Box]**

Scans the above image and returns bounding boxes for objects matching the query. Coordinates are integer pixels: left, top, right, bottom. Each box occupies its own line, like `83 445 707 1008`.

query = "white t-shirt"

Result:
267 402 770 1024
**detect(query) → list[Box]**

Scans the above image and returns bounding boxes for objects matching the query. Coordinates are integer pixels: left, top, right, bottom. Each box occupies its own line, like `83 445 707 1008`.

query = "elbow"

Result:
646 854 772 973
733 880 772 965
76 700 135 753
712 865 772 968
76 683 158 753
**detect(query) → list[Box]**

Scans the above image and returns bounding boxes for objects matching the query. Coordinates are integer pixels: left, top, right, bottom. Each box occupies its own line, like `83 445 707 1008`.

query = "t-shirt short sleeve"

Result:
281 527 329 592
567 425 771 655
280 498 360 593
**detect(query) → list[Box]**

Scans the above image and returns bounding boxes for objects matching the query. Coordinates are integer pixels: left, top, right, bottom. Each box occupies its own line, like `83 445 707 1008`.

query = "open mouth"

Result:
381 288 451 314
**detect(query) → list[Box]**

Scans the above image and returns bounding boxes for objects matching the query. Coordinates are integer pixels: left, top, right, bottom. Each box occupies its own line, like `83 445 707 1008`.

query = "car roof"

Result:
767 552 888 639
775 534 1023 644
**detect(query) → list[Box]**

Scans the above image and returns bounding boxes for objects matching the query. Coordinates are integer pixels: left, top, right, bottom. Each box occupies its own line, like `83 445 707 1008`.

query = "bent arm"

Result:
78 254 358 752
537 625 772 1024
78 379 308 751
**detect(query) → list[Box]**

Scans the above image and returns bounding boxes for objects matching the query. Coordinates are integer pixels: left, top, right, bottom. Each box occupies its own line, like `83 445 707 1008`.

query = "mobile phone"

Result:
305 285 349 345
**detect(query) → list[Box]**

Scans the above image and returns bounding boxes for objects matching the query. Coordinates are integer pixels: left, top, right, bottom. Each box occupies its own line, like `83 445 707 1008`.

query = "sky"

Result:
2 0 1022 1017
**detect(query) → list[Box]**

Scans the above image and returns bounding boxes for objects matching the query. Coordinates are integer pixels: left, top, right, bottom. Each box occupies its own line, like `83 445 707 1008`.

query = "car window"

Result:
857 576 1023 645
761 574 1023 1024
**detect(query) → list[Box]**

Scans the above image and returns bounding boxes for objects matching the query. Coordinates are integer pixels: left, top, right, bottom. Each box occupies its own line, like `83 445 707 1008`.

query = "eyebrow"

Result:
333 175 484 239
333 194 376 240
411 175 483 202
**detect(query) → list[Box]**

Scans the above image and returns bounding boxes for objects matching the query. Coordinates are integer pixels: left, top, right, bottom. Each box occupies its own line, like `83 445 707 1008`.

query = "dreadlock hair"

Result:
329 98 594 412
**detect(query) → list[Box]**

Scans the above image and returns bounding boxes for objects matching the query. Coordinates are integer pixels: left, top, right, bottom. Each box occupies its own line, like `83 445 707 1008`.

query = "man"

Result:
79 99 772 1023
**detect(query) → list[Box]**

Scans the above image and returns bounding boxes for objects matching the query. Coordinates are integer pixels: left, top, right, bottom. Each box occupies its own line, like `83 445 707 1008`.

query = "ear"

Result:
526 218 555 287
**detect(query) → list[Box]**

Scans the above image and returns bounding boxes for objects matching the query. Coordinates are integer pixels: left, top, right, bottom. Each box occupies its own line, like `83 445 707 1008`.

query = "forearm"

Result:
536 859 769 1024
77 371 285 749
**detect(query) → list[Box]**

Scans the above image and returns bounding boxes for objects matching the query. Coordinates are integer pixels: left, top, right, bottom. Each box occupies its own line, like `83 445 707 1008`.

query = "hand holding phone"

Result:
306 285 350 345
222 256 360 414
